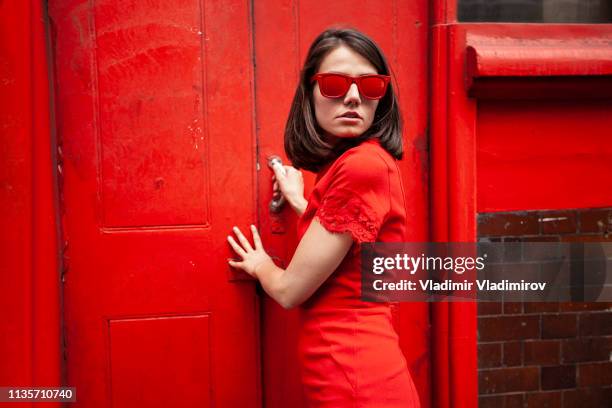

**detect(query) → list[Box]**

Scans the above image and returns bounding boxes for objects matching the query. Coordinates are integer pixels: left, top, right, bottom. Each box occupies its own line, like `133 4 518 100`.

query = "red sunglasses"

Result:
311 73 391 100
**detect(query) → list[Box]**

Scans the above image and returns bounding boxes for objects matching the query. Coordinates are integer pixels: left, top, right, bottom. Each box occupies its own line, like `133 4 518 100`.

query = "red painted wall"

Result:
0 1 62 405
477 100 612 213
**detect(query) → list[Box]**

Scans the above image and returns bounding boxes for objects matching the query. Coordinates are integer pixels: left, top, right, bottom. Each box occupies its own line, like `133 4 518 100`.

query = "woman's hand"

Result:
227 225 273 278
272 165 308 216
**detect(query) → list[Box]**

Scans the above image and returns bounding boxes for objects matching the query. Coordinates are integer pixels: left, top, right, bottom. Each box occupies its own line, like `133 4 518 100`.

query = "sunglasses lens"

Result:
359 76 387 99
319 75 349 97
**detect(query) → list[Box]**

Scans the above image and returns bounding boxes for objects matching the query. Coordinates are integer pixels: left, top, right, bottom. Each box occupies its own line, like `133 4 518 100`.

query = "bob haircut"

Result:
284 27 403 173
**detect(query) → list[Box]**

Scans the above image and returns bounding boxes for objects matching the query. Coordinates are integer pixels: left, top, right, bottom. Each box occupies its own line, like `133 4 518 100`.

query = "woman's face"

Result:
313 45 380 143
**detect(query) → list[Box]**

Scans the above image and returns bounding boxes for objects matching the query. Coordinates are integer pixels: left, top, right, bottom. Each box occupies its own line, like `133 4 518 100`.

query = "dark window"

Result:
458 0 612 23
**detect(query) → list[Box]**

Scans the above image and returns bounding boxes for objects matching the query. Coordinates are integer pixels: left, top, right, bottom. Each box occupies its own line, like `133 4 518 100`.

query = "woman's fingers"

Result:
232 226 254 252
227 235 247 258
285 165 302 177
250 224 263 250
272 164 286 180
227 258 244 269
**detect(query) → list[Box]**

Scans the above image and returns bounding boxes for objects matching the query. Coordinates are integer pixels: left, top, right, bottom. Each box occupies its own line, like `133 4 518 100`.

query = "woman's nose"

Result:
344 83 361 104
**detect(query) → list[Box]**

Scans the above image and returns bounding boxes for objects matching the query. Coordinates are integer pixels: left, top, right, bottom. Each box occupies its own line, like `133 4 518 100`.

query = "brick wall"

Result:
477 208 612 407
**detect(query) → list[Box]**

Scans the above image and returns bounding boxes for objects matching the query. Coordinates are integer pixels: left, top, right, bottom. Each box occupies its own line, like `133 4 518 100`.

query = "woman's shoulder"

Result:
335 139 393 175
313 139 392 194
314 138 395 188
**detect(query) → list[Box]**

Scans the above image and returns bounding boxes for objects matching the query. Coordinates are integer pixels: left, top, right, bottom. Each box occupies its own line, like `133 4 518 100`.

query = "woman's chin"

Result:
322 127 366 145
330 128 364 139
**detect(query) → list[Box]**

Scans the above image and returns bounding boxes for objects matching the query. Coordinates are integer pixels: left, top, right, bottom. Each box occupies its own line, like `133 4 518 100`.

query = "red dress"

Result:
296 138 421 407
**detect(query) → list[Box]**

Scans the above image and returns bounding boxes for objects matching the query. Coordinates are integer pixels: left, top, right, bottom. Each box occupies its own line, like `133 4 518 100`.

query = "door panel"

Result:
108 315 212 407
253 1 431 406
49 1 259 406
94 0 211 228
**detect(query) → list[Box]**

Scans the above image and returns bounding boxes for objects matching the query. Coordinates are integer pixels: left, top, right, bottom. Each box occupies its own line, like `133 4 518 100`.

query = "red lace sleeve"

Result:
314 150 390 244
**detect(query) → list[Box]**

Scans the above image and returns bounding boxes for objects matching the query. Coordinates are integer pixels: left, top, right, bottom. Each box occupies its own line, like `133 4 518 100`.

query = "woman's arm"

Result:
229 150 388 308
227 220 353 309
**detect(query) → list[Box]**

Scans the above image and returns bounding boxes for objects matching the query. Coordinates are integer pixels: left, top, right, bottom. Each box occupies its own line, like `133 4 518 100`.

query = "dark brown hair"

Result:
284 27 403 172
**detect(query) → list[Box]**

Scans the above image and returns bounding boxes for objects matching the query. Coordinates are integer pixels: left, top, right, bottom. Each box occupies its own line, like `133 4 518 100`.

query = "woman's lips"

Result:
337 112 362 123
338 111 362 119
337 117 361 122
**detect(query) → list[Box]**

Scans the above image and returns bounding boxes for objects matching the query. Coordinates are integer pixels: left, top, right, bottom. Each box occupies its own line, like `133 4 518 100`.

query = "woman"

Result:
227 28 421 407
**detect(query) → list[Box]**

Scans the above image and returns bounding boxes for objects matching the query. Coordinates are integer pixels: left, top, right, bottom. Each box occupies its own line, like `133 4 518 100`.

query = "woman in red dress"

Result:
227 28 421 407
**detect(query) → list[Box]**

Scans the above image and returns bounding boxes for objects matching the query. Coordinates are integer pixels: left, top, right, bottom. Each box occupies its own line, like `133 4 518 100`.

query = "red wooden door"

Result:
253 2 431 407
49 1 260 407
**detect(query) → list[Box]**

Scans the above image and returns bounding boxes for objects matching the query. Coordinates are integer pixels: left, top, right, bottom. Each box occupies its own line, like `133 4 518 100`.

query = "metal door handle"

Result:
267 155 286 213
